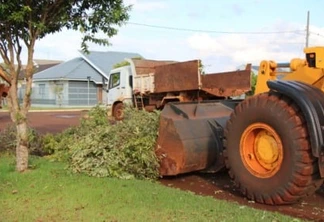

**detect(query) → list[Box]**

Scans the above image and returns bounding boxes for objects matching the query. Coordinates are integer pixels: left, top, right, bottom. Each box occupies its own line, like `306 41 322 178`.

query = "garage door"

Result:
68 81 98 106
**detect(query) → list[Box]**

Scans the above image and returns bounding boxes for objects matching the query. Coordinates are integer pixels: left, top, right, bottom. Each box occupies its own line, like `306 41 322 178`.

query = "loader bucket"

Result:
156 101 240 176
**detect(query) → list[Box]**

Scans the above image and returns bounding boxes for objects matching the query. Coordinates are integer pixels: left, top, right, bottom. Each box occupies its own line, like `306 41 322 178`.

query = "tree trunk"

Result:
16 121 29 172
7 78 30 172
1 12 38 172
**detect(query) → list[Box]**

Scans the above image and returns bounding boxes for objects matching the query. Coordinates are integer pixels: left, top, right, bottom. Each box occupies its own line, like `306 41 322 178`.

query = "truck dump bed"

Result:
128 58 175 94
129 58 251 97
154 60 200 92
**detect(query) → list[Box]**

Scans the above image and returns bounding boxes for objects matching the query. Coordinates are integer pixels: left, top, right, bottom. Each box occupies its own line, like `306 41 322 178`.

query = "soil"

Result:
1 110 323 221
0 110 87 134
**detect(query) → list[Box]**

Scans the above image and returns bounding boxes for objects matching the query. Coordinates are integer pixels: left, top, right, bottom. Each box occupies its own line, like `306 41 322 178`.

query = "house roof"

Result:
80 51 141 78
34 59 63 65
33 51 142 83
33 57 103 83
19 60 62 80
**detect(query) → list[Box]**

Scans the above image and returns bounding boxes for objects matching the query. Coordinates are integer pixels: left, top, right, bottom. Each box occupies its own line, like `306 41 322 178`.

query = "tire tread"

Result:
224 92 324 205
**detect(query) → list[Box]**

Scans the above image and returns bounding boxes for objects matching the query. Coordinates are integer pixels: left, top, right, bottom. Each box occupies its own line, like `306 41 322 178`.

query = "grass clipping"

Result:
46 106 160 180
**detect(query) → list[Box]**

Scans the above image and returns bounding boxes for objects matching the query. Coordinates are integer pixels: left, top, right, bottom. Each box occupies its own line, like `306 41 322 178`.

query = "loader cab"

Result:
106 65 133 106
304 47 324 69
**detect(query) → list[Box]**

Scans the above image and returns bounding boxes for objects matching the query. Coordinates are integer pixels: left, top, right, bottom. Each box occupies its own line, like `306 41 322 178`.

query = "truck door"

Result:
107 72 121 106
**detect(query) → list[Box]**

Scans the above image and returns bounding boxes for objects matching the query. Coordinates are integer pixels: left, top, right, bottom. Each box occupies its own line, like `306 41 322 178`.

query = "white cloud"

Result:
187 33 248 56
108 33 194 61
186 22 324 71
5 29 83 65
308 25 324 46
34 30 83 61
14 16 324 75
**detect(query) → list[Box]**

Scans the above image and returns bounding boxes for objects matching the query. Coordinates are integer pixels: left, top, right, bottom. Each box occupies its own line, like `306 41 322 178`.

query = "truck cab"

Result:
106 65 133 110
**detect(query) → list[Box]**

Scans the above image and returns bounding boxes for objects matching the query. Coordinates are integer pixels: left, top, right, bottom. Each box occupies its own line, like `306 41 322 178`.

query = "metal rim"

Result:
240 123 283 178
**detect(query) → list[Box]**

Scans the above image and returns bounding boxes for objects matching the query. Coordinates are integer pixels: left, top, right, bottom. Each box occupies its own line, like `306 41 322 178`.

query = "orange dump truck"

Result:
107 58 251 120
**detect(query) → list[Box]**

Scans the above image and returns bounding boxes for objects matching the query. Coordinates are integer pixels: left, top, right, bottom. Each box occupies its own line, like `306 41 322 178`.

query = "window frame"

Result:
38 83 45 96
108 72 121 89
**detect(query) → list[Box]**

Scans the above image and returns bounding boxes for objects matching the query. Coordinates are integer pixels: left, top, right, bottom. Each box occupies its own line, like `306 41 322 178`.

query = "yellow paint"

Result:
254 46 324 94
289 58 306 71
254 130 279 169
240 123 283 178
304 47 324 69
254 60 277 94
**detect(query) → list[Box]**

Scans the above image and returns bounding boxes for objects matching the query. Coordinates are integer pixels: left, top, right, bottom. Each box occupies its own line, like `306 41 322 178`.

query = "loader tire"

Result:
113 103 124 121
224 92 323 205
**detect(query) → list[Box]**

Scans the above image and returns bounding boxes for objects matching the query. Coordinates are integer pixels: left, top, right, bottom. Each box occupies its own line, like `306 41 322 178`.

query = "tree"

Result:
113 56 143 68
198 60 205 75
0 0 131 172
245 71 257 96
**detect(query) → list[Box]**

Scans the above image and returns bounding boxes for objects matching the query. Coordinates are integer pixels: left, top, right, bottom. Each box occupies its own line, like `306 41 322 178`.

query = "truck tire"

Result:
113 103 124 120
224 92 323 205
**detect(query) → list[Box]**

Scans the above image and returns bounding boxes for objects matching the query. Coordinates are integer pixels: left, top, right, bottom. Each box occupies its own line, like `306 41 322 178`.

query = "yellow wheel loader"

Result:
156 46 324 205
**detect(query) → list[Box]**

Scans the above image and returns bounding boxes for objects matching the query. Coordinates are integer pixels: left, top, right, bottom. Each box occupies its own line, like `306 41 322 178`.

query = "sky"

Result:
31 0 324 73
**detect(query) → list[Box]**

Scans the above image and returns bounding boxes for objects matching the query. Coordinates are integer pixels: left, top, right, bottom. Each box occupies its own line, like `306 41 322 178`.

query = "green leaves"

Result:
113 57 143 68
0 0 131 57
7 6 31 22
1 105 161 180
67 0 131 53
0 124 46 156
45 106 161 180
245 71 257 96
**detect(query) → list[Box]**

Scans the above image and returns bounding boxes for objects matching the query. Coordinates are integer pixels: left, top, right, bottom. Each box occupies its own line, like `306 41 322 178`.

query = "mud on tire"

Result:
113 103 124 121
224 92 324 205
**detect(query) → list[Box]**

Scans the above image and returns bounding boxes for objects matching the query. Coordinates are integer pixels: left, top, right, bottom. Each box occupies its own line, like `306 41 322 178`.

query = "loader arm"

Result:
255 47 324 95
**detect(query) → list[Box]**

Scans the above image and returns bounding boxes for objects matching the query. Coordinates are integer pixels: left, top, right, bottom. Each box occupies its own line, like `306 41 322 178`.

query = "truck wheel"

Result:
113 103 124 120
224 92 323 205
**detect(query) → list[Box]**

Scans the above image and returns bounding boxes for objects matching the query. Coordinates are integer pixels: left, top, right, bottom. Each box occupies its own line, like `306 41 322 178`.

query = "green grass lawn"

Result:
0 155 301 222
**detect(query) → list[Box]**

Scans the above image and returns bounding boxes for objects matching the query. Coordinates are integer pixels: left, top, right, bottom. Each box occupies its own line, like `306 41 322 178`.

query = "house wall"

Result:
19 80 100 107
29 81 59 105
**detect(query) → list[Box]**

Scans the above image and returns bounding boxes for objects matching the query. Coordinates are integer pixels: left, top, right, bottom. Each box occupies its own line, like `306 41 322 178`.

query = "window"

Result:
39 84 45 96
109 72 120 89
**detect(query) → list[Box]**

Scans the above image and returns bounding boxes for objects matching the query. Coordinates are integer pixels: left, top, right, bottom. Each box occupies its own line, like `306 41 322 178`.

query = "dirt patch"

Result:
1 110 323 221
160 172 324 221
